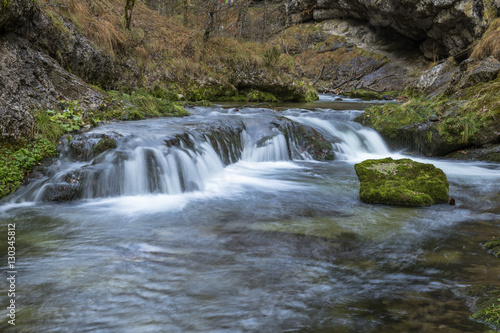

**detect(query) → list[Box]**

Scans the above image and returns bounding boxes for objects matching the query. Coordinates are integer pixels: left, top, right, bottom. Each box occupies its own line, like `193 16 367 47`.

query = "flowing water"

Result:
1 96 500 332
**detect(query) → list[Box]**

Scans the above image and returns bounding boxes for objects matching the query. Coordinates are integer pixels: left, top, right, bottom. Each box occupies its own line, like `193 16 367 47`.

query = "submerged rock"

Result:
460 284 500 330
354 157 449 206
481 238 500 257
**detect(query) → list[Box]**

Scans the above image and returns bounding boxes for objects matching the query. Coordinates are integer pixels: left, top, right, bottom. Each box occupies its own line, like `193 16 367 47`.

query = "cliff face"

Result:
0 0 115 143
290 0 499 59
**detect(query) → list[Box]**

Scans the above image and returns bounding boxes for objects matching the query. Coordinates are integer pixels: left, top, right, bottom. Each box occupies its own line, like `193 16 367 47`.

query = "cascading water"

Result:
286 115 391 161
2 101 500 333
241 131 290 162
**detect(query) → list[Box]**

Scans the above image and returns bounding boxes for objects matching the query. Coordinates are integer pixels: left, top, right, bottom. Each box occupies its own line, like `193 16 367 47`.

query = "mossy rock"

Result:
347 89 391 101
354 157 449 206
461 284 500 329
92 137 117 156
481 238 500 257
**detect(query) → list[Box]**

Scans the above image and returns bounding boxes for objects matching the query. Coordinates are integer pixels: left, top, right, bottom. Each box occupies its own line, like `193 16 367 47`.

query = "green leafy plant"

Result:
0 138 56 198
47 101 85 133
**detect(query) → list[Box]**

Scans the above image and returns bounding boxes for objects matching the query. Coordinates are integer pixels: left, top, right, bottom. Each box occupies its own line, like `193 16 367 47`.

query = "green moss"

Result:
347 89 397 101
246 90 279 103
473 303 500 327
484 239 500 250
481 238 500 257
105 90 189 119
297 84 319 102
183 84 237 102
354 157 449 206
0 138 57 199
195 100 213 107
92 137 117 156
356 78 500 150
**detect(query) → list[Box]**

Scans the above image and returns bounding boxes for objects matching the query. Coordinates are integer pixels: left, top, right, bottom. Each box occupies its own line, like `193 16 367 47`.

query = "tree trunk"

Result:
183 0 188 27
262 0 268 42
204 9 215 42
125 0 135 30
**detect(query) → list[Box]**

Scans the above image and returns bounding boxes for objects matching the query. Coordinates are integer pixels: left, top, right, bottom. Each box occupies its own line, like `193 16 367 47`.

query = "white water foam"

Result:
286 116 391 161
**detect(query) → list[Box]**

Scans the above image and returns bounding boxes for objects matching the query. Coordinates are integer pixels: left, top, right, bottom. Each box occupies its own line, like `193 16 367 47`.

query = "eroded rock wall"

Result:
291 0 499 59
0 0 111 142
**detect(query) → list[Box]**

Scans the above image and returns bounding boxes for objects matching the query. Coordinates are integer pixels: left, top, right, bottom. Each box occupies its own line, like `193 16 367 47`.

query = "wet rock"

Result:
0 33 105 142
460 284 500 330
288 0 317 22
481 238 500 257
445 144 500 162
200 123 246 165
354 157 450 206
273 118 335 160
92 137 118 156
164 122 246 166
58 133 121 162
41 183 82 202
0 0 114 143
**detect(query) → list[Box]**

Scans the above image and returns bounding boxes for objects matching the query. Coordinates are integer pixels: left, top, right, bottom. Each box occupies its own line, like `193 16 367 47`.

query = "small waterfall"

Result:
241 131 290 162
7 131 236 202
5 110 394 203
286 116 390 160
7 120 300 202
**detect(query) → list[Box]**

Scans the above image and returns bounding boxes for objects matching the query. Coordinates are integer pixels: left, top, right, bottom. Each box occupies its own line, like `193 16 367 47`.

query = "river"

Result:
1 96 499 332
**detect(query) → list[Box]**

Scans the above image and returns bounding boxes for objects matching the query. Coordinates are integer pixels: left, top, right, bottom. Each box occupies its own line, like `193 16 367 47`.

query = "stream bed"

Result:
1 96 499 332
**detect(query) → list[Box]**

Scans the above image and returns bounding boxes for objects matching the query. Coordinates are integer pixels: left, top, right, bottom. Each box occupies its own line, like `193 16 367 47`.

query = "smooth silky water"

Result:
1 96 499 332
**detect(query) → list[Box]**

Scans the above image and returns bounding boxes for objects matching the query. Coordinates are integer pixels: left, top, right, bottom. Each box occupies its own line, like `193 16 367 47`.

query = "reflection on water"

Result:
0 100 499 332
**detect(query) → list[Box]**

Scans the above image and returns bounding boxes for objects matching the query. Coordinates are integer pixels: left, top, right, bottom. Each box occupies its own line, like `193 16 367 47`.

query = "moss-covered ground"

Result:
356 77 500 148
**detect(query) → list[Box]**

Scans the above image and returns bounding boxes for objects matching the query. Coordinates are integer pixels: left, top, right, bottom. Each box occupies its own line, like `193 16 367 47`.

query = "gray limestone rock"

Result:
290 0 499 59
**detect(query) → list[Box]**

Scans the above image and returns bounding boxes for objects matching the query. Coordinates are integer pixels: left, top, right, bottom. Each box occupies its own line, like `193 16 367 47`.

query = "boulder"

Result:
412 58 459 95
448 56 500 90
354 157 449 206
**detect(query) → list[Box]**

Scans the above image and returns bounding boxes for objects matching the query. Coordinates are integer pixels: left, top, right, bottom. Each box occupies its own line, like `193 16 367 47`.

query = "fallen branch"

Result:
313 65 325 86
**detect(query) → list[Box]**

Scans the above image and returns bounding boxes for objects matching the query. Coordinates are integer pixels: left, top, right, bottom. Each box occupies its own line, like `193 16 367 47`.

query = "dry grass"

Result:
38 0 190 59
34 0 305 101
37 0 274 70
471 18 500 61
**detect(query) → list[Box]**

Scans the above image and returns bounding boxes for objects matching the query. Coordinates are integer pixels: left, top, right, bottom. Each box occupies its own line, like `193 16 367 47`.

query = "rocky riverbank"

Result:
280 1 499 160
